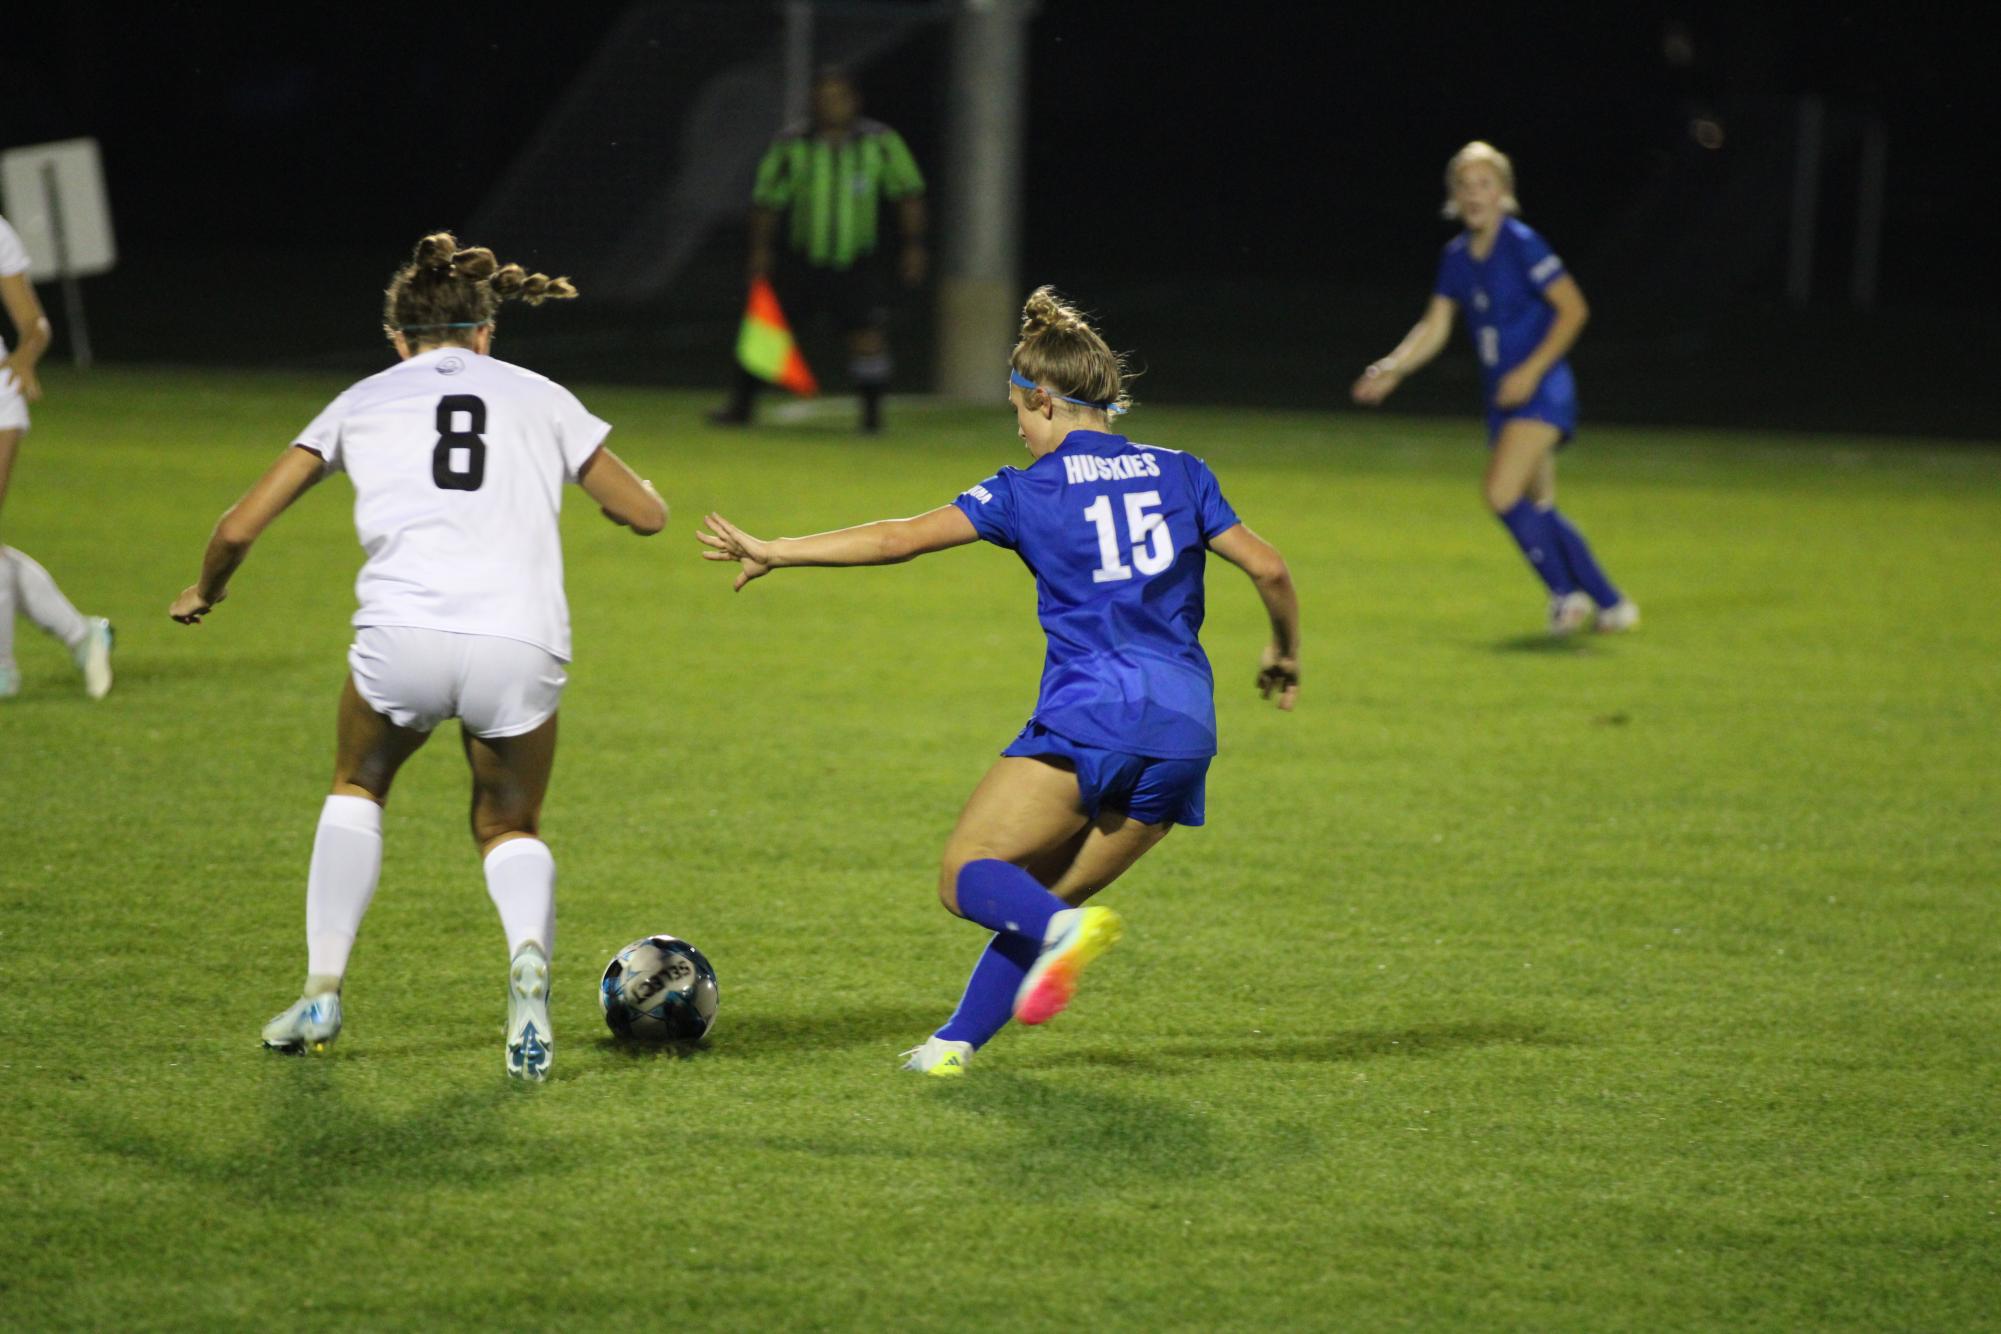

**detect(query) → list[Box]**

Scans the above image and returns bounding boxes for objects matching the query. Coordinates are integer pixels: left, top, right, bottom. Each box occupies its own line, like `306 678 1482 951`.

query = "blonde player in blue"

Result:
699 287 1300 1075
1353 141 1638 636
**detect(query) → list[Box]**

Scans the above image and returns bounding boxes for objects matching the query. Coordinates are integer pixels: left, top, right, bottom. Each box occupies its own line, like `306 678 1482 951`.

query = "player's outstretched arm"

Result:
1209 523 1300 711
1352 295 1456 406
169 445 325 625
579 446 666 534
698 505 978 593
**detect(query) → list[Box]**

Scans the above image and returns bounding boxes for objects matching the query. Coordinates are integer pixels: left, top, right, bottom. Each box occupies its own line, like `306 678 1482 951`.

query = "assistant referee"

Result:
713 67 927 434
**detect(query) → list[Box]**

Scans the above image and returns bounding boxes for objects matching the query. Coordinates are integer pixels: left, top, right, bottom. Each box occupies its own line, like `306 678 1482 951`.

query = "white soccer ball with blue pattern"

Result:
601 935 719 1042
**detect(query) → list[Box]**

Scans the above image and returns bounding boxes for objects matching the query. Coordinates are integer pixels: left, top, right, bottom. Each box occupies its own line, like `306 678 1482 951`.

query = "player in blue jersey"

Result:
699 287 1300 1075
1353 141 1638 635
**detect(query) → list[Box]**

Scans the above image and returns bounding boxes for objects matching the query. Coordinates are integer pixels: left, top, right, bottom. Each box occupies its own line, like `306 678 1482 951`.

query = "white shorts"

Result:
0 374 27 432
348 626 566 738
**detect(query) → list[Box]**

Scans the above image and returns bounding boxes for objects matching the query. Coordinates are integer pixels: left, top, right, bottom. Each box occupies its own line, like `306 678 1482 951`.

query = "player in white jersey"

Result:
0 213 114 701
168 233 666 1081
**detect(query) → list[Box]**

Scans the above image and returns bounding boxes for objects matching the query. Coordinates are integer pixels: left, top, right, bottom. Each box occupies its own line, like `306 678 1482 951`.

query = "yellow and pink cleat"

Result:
1014 906 1123 1026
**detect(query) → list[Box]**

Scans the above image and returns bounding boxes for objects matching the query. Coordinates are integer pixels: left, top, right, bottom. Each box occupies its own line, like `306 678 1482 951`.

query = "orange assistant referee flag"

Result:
735 277 818 396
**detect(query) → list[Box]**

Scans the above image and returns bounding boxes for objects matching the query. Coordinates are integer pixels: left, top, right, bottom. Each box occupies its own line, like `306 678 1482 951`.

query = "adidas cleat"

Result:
899 1035 974 1077
506 945 553 1082
1014 906 1123 1026
262 992 343 1053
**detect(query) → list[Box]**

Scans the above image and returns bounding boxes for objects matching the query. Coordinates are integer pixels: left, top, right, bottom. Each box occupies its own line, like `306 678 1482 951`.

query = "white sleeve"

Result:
0 219 30 278
294 392 350 472
551 383 613 481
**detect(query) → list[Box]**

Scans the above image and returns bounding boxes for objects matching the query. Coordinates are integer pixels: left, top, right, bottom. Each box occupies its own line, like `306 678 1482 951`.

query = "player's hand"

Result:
1257 644 1299 711
900 243 929 287
1494 364 1541 408
170 585 224 625
698 512 775 592
0 361 37 403
1351 364 1398 406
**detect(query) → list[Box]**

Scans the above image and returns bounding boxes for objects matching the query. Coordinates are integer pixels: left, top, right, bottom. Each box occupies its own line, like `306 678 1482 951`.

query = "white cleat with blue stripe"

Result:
506 945 553 1082
262 992 343 1053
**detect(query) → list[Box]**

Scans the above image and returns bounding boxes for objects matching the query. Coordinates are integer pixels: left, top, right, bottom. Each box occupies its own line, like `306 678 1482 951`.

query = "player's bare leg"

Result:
937 756 1094 912
1487 419 1589 634
465 714 560 1081
1529 447 1558 507
1043 811 1173 907
332 676 431 801
941 757 1125 1028
264 680 431 1053
0 425 17 515
1483 419 1561 516
903 758 1100 1071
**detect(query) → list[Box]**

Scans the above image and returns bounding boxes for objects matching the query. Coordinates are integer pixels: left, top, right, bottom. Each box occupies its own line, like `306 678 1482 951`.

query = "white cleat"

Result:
0 662 19 700
1595 599 1641 633
262 991 343 1053
1547 591 1594 637
506 945 553 1082
899 1035 975 1078
75 617 114 699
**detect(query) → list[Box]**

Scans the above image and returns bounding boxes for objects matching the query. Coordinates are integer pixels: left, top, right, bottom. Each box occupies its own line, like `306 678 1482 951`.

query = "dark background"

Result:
5 3 1995 435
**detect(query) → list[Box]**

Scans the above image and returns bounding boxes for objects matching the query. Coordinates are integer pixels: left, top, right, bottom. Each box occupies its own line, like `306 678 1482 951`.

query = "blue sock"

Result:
1497 499 1576 596
1542 506 1622 607
936 932 1040 1048
952 858 1066 940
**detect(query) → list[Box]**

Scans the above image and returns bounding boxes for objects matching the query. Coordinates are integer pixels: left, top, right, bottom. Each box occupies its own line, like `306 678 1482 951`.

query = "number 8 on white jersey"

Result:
294 348 611 663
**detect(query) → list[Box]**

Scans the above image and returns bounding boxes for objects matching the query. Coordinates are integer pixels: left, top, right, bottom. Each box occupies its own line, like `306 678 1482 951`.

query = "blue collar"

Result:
1052 429 1128 454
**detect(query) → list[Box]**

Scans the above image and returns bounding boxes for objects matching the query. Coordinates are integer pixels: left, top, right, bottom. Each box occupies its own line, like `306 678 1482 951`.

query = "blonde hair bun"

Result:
1010 286 1134 415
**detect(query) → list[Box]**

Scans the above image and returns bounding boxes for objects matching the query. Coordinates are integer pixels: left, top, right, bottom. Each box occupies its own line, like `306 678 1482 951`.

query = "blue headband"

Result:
1009 368 1125 415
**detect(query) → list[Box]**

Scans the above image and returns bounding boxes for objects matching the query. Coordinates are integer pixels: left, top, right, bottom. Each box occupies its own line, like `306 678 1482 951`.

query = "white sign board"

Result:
0 138 117 280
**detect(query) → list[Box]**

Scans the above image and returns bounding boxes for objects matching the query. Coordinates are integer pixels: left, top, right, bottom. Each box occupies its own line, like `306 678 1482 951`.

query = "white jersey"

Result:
295 348 611 662
0 216 30 358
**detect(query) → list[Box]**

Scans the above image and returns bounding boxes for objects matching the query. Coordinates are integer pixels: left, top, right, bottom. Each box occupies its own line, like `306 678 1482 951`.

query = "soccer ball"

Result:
600 935 719 1042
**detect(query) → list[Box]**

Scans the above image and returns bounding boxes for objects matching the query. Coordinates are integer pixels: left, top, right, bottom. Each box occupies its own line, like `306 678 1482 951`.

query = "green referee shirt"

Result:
751 117 925 271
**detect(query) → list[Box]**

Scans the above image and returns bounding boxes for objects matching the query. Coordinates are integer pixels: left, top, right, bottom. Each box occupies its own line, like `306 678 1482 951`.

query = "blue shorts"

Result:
1485 362 1578 445
1002 722 1209 828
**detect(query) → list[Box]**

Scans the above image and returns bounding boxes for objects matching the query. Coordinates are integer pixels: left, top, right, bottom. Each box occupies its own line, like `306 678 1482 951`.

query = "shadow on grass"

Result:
111 652 322 684
594 1035 711 1062
698 1001 946 1059
72 1061 571 1203
1488 633 1602 654
1029 1018 1569 1071
934 1072 1222 1187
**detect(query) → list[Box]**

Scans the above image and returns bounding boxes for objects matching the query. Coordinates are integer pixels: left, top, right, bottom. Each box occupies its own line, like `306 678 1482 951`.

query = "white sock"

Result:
1 547 89 652
304 795 384 984
484 837 555 960
0 550 14 668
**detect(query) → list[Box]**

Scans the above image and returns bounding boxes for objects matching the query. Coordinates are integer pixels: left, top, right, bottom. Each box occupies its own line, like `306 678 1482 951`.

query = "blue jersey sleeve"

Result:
1190 456 1240 540
953 469 1020 548
1433 242 1469 304
1514 224 1567 291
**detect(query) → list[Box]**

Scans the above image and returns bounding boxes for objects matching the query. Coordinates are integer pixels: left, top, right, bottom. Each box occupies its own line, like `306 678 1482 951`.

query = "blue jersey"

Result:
953 430 1241 760
1433 217 1570 395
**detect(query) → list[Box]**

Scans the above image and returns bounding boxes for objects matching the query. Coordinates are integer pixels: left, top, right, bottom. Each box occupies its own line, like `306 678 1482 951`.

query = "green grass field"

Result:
3 368 1998 1330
